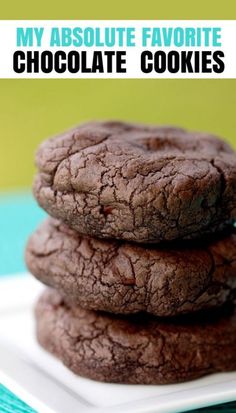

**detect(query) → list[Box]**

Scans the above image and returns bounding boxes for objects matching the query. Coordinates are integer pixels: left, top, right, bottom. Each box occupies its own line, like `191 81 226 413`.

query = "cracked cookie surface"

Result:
33 121 236 243
36 288 236 384
26 218 236 316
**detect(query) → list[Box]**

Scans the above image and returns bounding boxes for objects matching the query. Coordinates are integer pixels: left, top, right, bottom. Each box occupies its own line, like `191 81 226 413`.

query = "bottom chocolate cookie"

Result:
36 289 236 385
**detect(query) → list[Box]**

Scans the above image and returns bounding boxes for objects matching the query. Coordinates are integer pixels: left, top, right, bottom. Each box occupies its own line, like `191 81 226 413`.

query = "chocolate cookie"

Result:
33 121 236 243
26 218 236 317
36 289 236 384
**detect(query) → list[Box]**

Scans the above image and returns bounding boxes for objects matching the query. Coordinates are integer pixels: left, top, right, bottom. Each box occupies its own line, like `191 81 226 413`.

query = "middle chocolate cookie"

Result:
25 218 236 317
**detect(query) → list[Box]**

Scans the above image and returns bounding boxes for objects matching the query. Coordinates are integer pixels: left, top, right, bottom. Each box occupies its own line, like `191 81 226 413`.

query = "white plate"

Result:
0 274 236 413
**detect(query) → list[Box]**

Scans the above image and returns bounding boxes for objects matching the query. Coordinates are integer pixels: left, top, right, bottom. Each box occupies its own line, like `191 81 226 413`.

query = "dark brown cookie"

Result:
26 218 236 317
33 121 236 243
36 288 236 384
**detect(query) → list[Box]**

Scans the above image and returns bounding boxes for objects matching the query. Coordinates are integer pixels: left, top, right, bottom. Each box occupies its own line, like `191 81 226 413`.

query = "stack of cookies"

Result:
25 121 236 384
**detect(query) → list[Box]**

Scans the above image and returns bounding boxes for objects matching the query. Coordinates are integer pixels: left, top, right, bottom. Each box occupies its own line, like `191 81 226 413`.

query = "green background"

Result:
1 0 236 190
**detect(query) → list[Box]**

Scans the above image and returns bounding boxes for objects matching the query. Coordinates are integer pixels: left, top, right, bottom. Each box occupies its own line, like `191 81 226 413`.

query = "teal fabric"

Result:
0 192 46 276
194 402 236 412
0 191 235 412
0 384 36 413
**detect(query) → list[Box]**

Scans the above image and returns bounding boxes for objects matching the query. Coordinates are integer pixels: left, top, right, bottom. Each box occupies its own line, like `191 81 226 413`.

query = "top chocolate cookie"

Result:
33 121 236 243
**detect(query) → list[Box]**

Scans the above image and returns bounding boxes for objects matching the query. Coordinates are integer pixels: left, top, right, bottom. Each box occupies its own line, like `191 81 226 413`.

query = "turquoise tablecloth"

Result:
0 384 36 413
0 191 235 413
